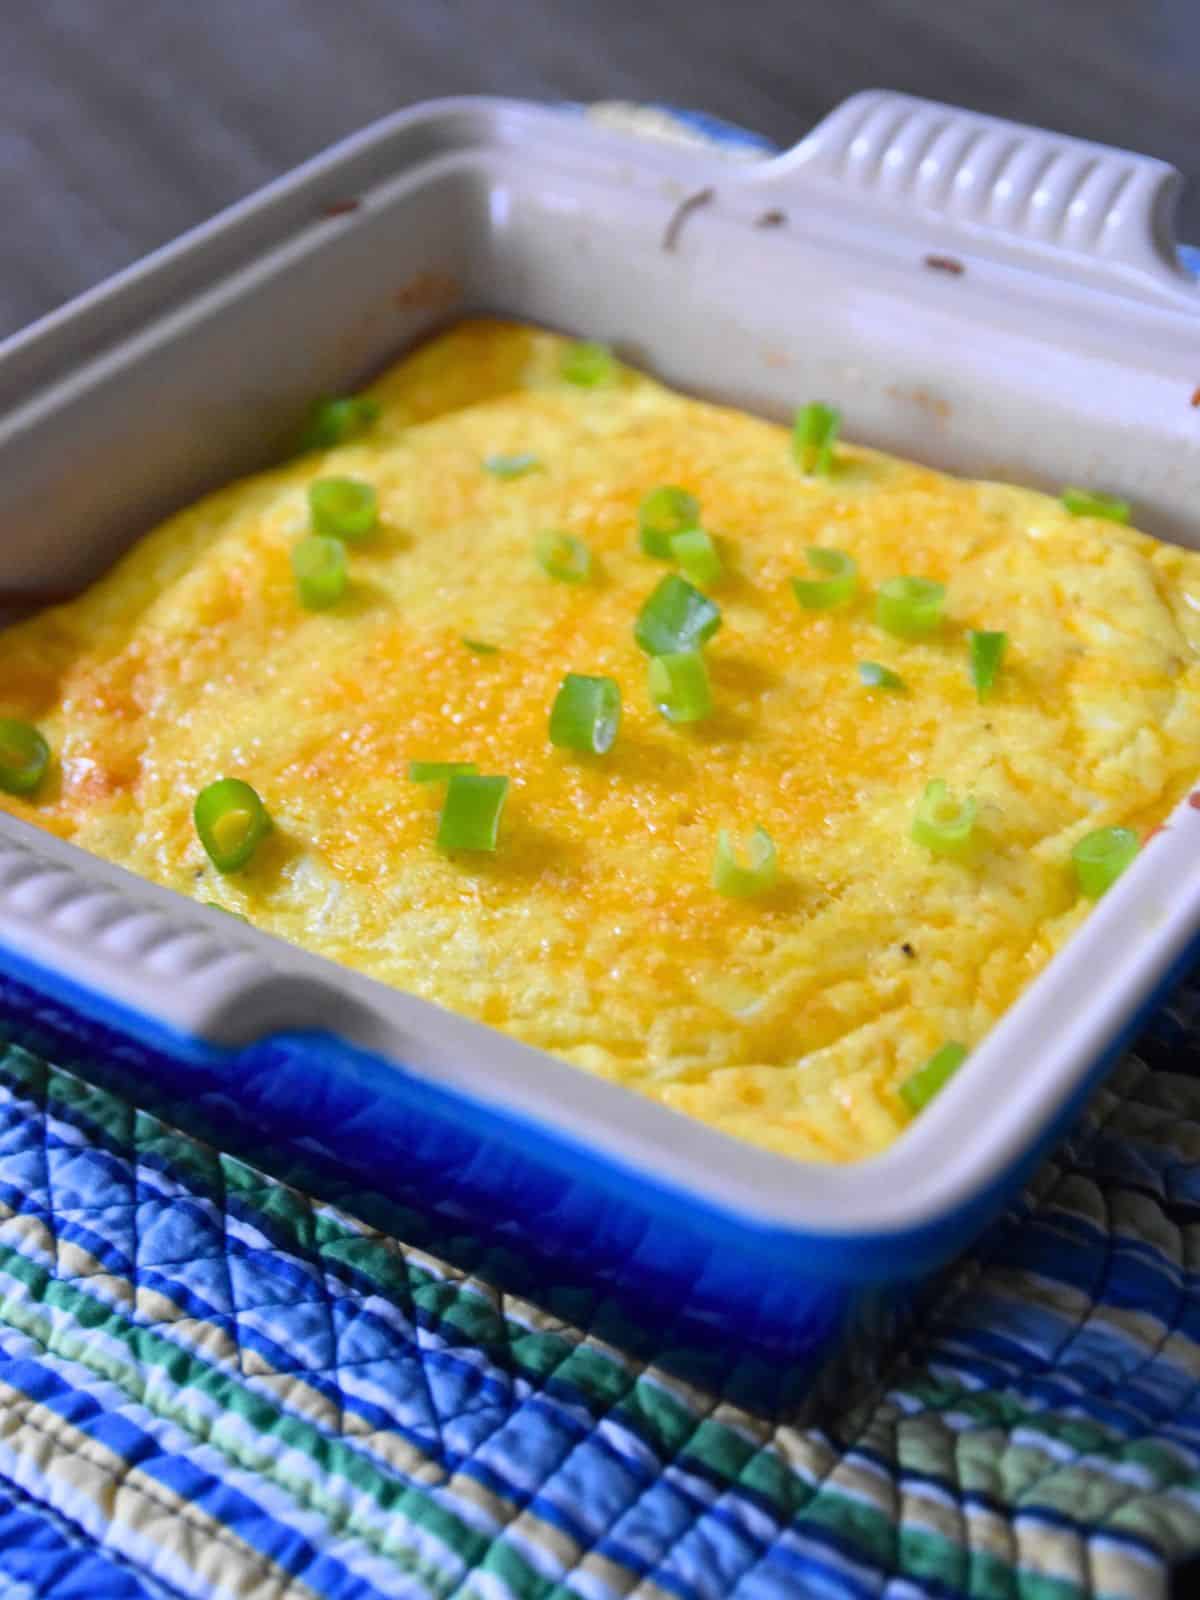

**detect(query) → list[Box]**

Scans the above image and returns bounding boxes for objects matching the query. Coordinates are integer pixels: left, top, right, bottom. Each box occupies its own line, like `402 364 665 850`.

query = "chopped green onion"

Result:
639 485 700 558
291 535 347 610
561 340 616 387
900 1042 968 1114
1072 826 1139 898
462 638 499 654
1061 487 1131 524
791 547 858 610
194 779 271 874
635 574 722 655
911 779 978 859
858 661 904 691
307 476 378 541
484 452 541 479
670 527 723 588
549 674 621 754
437 773 508 852
712 826 779 897
409 761 479 783
648 650 712 723
535 531 592 583
792 403 840 475
297 394 380 452
0 719 50 796
968 630 1008 701
876 576 946 640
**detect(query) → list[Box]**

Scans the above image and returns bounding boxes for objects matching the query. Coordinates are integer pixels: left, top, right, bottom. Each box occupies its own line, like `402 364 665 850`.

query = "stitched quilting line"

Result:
427 1216 893 1600
0 1459 184 1600
873 1201 1198 1574
630 1435 877 1600
433 1318 726 1597
7 1062 1177 1600
5 1028 1200 1598
30 1254 1200 1593
11 1040 833 1580
25 1098 452 1461
0 1261 541 1600
0 1329 445 1600
1 1060 236 1600
696 1078 1183 1598
0 1066 452 1593
9 1045 870 1526
8 1122 680 1576
0 1390 299 1600
1007 1188 1200 1529
20 1064 517 1455
0 1065 1117 1599
927 1191 1193 1421
468 1331 904 1600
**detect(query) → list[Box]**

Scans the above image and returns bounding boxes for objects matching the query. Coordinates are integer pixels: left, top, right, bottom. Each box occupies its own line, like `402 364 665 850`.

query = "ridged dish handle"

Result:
772 90 1194 303
0 818 379 1049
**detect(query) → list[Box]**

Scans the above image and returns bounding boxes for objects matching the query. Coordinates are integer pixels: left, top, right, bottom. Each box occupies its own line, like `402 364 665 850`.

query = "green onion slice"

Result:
535 531 592 583
669 527 723 588
968 629 1008 701
0 719 50 796
437 773 508 852
900 1042 968 1114
409 761 479 783
876 576 946 640
858 661 904 691
307 476 378 541
291 535 347 610
911 779 978 859
1072 826 1139 898
639 485 700 558
484 452 541 479
635 574 722 655
194 778 271 873
297 395 380 452
712 826 779 897
648 649 712 723
792 403 841 475
462 638 499 654
791 547 858 609
561 340 616 387
1061 487 1131 524
549 673 621 754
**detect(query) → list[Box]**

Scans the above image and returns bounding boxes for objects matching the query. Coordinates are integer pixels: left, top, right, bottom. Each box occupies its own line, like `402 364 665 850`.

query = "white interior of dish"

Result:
0 91 1198 1251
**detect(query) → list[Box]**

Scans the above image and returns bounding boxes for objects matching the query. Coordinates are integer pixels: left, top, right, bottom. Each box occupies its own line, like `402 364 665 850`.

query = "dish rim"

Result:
0 89 1198 1264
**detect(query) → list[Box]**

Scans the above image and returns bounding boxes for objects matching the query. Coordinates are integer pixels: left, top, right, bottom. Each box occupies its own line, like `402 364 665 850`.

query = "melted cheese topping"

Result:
4 318 1200 1163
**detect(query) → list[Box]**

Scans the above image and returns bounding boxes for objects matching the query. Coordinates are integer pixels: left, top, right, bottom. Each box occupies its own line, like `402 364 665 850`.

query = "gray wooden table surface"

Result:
3 0 1198 339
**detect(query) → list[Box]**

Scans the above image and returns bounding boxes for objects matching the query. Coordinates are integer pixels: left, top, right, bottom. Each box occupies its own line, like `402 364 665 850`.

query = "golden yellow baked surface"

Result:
3 318 1199 1162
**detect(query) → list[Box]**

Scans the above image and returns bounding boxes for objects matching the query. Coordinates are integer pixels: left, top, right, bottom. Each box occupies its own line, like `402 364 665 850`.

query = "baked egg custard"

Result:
2 318 1197 1162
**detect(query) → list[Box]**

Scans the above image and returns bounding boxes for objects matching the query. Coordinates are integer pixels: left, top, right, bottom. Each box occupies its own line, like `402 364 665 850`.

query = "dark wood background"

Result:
3 0 1198 338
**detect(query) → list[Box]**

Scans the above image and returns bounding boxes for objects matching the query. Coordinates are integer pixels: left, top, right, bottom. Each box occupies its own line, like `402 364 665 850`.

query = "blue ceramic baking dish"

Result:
0 91 1198 1407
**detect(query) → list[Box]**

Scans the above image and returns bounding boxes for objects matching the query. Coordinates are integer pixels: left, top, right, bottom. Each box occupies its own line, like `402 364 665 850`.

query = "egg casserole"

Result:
2 317 1198 1163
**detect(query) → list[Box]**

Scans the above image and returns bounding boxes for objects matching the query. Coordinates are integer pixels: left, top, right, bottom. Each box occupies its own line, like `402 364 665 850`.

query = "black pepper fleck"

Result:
901 942 916 958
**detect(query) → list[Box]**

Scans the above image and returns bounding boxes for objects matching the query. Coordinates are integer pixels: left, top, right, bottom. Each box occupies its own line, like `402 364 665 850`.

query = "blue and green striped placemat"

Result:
2 978 1200 1599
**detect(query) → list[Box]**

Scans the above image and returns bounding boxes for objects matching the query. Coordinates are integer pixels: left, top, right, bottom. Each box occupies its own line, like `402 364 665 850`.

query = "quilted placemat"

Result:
3 111 1199 1600
4 979 1200 1600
